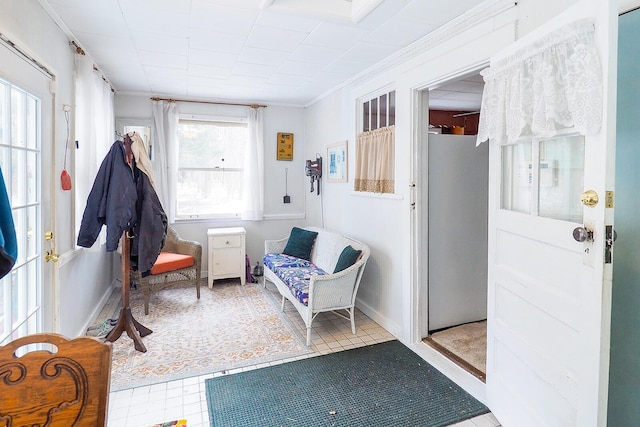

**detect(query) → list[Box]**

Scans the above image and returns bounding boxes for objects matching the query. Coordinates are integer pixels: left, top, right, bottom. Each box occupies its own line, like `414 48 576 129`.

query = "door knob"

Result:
573 226 593 242
580 190 599 207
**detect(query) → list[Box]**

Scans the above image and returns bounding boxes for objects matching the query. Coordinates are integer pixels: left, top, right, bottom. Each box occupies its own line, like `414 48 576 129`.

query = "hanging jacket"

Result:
0 165 17 279
77 141 138 251
130 166 167 274
78 140 167 275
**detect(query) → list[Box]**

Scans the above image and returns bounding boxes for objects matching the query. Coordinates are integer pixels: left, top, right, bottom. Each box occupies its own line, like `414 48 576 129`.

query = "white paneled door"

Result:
0 41 55 344
485 1 616 427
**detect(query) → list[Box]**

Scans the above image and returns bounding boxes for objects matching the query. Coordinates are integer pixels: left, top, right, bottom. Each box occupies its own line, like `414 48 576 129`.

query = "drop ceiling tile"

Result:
144 66 188 81
398 0 485 26
188 64 233 79
187 75 227 88
322 60 370 76
257 9 321 33
304 22 371 48
276 60 322 76
72 32 134 53
245 25 309 51
189 48 238 67
189 2 259 34
138 51 188 69
119 2 190 36
367 18 437 47
237 47 290 67
232 62 278 78
268 73 311 85
442 91 483 102
50 7 128 35
189 29 247 53
131 33 189 55
340 41 397 64
288 44 345 64
119 0 191 15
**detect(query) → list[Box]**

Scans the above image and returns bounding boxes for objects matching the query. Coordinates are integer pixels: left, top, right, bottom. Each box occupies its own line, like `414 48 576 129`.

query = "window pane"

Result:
501 142 532 214
389 91 396 126
363 101 370 132
11 88 25 148
26 95 37 150
379 94 388 128
27 150 37 205
371 98 378 130
177 170 243 217
178 120 246 169
0 83 6 146
11 149 26 206
538 135 584 223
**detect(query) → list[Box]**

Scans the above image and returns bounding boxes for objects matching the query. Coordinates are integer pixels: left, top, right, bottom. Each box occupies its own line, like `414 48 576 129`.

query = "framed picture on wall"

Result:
327 140 348 183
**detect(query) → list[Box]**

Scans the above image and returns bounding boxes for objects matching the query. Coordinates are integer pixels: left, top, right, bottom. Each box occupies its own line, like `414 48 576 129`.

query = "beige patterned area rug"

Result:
101 280 312 391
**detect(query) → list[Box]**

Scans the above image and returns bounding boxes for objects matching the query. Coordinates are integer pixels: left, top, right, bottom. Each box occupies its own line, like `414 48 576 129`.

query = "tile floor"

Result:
106 282 501 427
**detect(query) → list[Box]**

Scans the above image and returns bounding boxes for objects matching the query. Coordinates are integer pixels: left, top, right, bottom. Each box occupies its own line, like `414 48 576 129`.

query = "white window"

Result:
176 117 248 219
362 90 395 132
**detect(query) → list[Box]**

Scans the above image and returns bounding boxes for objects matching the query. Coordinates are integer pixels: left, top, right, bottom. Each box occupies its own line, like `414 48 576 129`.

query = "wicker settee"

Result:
263 227 370 346
133 226 202 314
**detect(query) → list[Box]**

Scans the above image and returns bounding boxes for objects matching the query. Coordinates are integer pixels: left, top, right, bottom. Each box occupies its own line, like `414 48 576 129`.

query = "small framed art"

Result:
327 140 348 182
277 132 294 160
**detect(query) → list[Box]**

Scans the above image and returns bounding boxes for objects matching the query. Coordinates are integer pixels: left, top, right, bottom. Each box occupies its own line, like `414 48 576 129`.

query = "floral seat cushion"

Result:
264 253 327 306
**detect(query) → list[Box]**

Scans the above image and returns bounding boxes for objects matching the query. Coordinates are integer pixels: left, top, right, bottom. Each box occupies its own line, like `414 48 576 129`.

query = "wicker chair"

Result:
134 226 202 314
0 333 112 426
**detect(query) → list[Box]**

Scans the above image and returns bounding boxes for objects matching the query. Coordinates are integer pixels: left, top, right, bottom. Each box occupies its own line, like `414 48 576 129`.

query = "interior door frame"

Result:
410 64 490 389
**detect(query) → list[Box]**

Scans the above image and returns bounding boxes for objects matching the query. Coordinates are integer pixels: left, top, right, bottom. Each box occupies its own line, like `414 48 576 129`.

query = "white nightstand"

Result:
207 227 246 288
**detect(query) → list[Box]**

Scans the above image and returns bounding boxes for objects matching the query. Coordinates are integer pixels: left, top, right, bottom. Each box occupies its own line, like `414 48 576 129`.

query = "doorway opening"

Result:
418 72 489 382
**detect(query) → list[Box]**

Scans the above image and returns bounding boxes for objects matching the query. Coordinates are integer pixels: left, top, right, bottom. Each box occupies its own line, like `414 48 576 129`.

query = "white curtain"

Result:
354 125 395 194
241 107 264 220
151 100 178 223
74 53 114 242
477 18 602 145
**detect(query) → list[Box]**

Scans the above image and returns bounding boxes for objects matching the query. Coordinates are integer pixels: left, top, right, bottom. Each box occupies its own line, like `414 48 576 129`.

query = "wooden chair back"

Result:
0 333 112 426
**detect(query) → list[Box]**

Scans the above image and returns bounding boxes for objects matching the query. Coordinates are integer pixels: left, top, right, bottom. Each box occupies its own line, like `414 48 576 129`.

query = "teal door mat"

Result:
205 340 489 426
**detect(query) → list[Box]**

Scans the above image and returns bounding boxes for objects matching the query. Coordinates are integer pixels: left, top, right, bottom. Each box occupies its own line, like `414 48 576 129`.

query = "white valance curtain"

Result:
241 107 264 221
151 100 178 223
476 18 603 145
74 53 114 241
354 125 395 194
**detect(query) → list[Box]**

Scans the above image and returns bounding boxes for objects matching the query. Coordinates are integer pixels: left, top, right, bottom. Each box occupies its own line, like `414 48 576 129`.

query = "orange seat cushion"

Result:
150 252 195 275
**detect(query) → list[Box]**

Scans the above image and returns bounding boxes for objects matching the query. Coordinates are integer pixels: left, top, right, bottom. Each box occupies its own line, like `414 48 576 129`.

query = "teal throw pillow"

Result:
283 227 318 261
333 245 362 273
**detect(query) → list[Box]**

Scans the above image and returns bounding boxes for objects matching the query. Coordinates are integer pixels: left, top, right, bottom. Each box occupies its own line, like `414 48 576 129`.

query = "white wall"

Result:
114 94 310 275
0 0 115 337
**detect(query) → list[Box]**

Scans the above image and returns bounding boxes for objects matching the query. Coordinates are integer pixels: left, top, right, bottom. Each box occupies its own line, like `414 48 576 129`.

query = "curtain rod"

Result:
150 97 267 108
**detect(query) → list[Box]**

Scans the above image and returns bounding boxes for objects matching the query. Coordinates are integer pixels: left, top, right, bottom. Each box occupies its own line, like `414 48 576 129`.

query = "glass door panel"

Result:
538 135 585 223
501 142 532 214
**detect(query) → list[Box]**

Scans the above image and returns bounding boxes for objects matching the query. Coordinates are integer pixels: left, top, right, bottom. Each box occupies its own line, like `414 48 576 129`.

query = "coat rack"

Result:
105 231 152 352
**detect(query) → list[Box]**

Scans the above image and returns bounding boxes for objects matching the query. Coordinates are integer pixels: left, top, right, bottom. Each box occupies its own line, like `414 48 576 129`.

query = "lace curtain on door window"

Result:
477 18 603 145
354 125 395 193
